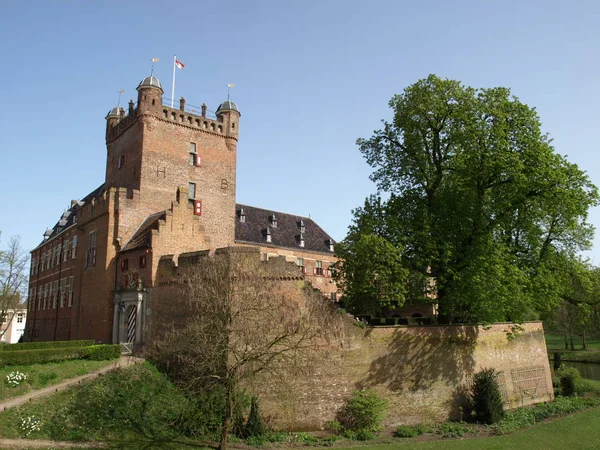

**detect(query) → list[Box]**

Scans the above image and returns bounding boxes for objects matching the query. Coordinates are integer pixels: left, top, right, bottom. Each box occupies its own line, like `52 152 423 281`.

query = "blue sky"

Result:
1 0 600 261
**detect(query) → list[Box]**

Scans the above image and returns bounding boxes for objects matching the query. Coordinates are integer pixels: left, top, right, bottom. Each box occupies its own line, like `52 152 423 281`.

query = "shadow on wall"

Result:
358 326 479 420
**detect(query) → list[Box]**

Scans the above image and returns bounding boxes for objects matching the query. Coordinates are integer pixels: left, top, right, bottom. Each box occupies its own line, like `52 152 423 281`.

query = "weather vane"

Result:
150 57 160 76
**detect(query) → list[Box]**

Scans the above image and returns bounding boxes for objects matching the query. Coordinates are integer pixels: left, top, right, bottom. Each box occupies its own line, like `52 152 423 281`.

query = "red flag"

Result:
175 59 185 70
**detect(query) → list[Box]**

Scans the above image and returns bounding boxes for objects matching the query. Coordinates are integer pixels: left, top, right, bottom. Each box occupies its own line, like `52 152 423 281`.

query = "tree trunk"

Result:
569 332 575 351
564 334 569 350
582 330 587 350
219 384 233 450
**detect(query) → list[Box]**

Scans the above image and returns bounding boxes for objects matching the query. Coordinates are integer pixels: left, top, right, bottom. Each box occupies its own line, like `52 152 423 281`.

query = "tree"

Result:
345 75 598 322
0 233 28 339
148 250 336 450
333 233 408 314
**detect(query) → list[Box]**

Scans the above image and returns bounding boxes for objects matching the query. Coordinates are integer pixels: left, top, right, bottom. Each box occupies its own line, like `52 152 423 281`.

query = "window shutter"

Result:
195 155 202 167
92 248 97 266
194 200 202 216
313 268 317 275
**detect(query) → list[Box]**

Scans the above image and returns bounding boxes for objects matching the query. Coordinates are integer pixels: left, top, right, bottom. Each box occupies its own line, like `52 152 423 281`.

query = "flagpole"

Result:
171 54 176 108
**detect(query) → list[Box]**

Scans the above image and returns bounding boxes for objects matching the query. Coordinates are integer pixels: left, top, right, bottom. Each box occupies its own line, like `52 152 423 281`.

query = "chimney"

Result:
128 99 134 115
201 103 207 117
180 97 186 111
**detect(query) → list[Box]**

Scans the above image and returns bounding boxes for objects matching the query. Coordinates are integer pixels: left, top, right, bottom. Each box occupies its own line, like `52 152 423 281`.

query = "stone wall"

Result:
253 320 553 430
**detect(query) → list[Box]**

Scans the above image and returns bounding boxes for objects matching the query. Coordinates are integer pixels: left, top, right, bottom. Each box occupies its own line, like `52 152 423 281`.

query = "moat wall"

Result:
252 320 553 430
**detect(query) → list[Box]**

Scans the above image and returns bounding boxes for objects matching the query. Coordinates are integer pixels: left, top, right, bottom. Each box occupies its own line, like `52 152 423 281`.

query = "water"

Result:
566 361 600 381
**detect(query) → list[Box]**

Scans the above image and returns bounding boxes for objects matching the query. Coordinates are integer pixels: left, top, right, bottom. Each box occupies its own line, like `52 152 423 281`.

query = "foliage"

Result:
470 368 505 424
396 424 427 438
340 75 598 321
0 343 118 367
332 233 408 314
148 250 338 450
0 234 28 340
556 365 581 397
0 347 88 367
45 362 189 441
244 396 266 439
0 339 94 351
336 389 387 435
5 371 27 387
433 421 473 438
492 396 588 435
81 344 121 360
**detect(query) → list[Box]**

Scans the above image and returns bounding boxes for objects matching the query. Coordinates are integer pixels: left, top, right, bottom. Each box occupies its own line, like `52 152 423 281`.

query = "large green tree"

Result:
339 75 598 323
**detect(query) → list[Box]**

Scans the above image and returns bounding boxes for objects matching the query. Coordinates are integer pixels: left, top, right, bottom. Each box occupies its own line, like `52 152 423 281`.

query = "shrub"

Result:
5 371 27 387
553 352 562 371
0 347 87 367
471 368 505 424
433 422 472 438
556 365 580 397
82 344 121 361
396 424 427 438
336 389 387 435
245 396 266 439
0 340 94 351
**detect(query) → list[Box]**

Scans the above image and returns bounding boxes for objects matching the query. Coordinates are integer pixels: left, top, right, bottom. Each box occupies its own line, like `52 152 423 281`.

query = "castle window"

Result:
118 155 124 169
296 257 304 267
218 125 223 133
203 121 208 129
68 276 74 306
262 253 268 261
139 255 147 268
188 182 196 200
211 123 215 131
60 278 67 307
189 143 201 166
121 258 129 271
315 261 324 276
180 115 185 123
232 122 235 129
171 112 176 120
16 313 23 323
152 99 156 106
52 280 59 308
72 236 77 258
86 230 97 269
163 110 168 118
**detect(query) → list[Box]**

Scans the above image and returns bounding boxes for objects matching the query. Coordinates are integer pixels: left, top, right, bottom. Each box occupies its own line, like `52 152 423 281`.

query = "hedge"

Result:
0 344 121 367
82 344 121 361
0 340 94 352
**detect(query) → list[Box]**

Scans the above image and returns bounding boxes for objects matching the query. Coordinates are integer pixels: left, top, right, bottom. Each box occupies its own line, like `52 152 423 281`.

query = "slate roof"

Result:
34 183 106 249
120 211 166 252
235 204 335 254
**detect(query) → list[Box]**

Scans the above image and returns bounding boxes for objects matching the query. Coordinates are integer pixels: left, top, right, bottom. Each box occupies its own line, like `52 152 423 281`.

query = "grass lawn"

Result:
545 333 600 350
335 406 600 450
0 359 117 401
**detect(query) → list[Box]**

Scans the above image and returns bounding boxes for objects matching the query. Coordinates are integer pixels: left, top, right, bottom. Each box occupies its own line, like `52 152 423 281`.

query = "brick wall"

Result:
251 321 553 430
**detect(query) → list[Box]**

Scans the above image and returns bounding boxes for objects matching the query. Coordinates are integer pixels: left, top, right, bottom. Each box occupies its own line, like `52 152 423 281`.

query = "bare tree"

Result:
0 234 28 339
148 249 337 450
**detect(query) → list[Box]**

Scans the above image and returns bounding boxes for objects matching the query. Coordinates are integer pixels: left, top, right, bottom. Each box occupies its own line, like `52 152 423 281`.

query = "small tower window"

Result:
188 182 196 201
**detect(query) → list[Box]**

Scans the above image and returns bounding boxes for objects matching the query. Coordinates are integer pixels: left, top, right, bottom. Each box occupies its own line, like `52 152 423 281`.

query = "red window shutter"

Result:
195 155 202 167
194 200 202 216
313 268 317 275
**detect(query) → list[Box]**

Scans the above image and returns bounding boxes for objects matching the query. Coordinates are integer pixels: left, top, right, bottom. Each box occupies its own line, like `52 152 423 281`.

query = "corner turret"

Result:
216 100 240 139
136 76 163 115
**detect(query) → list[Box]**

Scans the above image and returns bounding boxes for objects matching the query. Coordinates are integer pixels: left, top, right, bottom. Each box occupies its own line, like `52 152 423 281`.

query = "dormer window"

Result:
239 208 246 223
264 227 272 243
270 214 277 228
298 220 305 233
327 239 334 252
298 233 305 248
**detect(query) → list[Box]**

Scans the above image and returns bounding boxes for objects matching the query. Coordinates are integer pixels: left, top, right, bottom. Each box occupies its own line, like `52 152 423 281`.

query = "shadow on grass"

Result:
105 438 215 449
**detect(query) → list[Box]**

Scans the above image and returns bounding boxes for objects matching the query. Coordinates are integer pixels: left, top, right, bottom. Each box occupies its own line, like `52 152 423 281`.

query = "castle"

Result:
24 75 338 346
